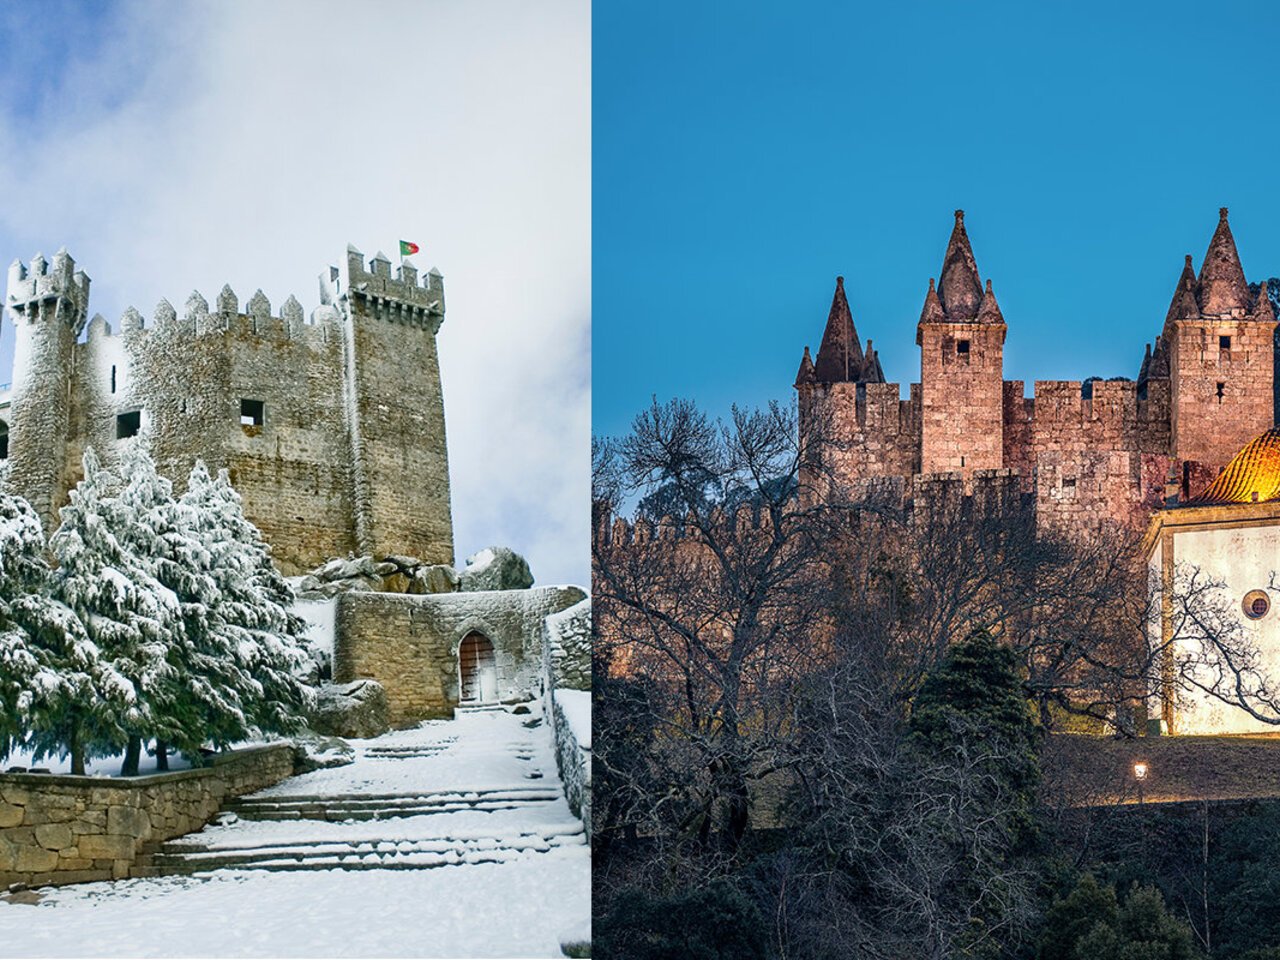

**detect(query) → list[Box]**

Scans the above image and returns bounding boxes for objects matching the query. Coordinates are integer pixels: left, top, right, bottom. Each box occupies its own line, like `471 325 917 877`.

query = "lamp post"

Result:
1134 761 1148 806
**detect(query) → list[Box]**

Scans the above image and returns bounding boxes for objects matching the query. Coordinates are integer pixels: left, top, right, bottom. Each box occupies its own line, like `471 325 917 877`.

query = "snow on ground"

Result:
554 689 591 750
0 704 590 958
3 746 193 777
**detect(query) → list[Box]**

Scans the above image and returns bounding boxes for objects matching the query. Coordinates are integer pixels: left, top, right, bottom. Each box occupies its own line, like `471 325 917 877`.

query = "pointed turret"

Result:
1165 254 1200 322
1253 279 1274 322
794 346 816 387
977 279 1003 323
813 276 865 382
1138 342 1152 384
863 339 885 383
920 277 945 324
1198 207 1250 316
938 210 983 319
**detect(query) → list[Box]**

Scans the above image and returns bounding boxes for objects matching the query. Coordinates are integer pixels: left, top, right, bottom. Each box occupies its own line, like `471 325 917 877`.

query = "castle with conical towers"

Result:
1 245 454 575
795 209 1278 535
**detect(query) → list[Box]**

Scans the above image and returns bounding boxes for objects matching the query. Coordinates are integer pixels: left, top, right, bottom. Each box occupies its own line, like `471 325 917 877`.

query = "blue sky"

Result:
0 1 590 587
593 0 1280 437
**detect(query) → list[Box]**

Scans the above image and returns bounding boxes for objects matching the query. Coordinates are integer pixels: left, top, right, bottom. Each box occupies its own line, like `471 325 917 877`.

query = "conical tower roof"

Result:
1192 427 1280 504
938 210 983 320
1197 208 1250 316
977 279 1003 323
813 276 865 382
1165 254 1201 323
795 346 816 387
919 277 945 324
1253 280 1275 322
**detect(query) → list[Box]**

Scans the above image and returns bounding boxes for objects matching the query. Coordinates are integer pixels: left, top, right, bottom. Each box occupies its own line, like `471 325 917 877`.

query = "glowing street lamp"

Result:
1134 761 1149 805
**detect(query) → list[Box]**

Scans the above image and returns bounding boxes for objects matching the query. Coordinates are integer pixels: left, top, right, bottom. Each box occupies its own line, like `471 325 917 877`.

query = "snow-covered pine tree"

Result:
116 441 251 767
0 490 136 772
180 462 314 739
50 447 183 773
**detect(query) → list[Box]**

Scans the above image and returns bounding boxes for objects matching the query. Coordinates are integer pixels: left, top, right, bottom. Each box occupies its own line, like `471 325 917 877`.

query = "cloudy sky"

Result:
0 0 590 587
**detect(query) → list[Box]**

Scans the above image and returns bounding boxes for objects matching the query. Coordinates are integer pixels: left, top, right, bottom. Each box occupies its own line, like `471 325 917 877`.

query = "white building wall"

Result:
1169 524 1280 734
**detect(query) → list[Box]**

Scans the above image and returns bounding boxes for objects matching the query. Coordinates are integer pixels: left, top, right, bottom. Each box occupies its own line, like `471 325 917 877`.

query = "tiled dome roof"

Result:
1193 427 1280 504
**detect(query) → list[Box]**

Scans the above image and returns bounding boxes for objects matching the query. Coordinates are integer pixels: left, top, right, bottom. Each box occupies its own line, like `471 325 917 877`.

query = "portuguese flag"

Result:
399 240 420 257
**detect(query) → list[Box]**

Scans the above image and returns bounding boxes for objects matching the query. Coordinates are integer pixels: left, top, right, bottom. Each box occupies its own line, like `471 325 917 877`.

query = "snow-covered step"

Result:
226 787 562 822
136 827 587 876
453 704 507 716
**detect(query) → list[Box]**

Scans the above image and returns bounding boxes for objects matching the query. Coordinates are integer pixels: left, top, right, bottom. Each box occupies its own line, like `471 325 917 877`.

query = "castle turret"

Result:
5 249 90 529
812 276 864 382
334 244 453 565
917 210 1006 480
1164 209 1276 473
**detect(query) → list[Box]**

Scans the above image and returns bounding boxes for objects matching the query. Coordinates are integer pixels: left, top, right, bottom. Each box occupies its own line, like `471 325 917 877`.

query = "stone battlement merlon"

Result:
341 245 445 332
6 251 91 336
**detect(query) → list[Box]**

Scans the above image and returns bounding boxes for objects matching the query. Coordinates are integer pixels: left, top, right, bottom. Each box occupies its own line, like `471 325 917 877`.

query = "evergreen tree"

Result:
179 462 313 738
1039 878 1200 960
50 447 183 771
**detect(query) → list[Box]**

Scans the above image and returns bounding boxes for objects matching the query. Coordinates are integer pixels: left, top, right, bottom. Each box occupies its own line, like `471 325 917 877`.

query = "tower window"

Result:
0 423 9 459
1063 477 1076 489
240 399 264 427
957 339 970 355
1216 382 1226 402
110 365 116 394
1220 335 1232 351
116 411 141 439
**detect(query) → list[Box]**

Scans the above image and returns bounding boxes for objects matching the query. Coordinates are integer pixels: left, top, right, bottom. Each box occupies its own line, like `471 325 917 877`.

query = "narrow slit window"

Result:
0 424 9 459
1220 335 1232 351
957 339 970 355
110 365 116 394
240 399 264 427
1216 381 1226 402
116 411 141 439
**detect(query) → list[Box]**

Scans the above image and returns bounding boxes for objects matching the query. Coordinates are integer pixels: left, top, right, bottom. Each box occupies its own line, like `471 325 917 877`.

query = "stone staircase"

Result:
131 706 587 878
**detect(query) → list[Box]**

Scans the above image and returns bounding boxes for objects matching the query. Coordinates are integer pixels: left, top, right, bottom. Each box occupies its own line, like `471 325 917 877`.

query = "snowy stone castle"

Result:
1 246 589 726
794 208 1277 537
3 245 451 576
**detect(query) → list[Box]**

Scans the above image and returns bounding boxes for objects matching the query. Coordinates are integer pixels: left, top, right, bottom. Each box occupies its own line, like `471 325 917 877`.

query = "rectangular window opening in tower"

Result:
116 411 141 439
1220 335 1232 351
110 365 116 393
240 399 265 427
957 339 970 355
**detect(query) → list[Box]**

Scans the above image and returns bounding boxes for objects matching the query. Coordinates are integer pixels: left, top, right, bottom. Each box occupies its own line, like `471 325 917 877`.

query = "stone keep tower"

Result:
332 246 454 565
917 210 1006 480
1161 208 1276 472
6 249 89 526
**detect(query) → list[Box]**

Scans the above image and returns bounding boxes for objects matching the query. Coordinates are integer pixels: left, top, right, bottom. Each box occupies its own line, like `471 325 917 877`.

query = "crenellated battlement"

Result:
339 245 445 332
6 250 91 336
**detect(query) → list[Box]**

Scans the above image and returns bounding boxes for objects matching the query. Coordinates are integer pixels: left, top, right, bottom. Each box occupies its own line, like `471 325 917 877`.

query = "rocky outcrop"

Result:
296 554 461 598
291 735 355 773
306 680 390 739
458 547 534 592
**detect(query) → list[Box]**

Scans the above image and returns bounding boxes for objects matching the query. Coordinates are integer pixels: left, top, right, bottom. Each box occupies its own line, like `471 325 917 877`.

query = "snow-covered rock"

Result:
306 680 390 739
291 734 356 773
295 554 460 597
459 546 534 592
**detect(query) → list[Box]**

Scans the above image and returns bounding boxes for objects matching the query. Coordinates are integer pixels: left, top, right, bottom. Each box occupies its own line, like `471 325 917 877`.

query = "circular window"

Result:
1243 590 1271 620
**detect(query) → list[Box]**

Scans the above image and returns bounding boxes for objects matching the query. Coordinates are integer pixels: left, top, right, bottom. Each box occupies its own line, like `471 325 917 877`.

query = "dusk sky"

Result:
0 1 590 587
594 1 1280 438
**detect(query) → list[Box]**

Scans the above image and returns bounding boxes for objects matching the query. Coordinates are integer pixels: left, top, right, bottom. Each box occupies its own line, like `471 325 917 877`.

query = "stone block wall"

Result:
550 689 591 841
0 743 295 889
335 585 587 725
919 321 1006 480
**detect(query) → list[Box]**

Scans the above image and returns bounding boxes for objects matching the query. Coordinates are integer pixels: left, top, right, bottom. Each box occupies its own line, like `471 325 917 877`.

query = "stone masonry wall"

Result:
0 743 295 889
335 585 587 725
919 321 1006 481
1170 317 1276 474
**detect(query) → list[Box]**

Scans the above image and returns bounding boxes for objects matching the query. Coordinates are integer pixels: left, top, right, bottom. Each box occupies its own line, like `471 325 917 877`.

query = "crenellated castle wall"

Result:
2 247 453 576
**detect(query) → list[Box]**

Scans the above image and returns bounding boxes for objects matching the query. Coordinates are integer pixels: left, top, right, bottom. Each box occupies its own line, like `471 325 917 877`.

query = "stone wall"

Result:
334 585 587 725
0 743 295 889
550 689 591 841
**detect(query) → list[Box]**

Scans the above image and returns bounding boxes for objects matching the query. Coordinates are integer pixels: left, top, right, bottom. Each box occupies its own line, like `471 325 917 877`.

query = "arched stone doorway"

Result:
458 633 498 704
